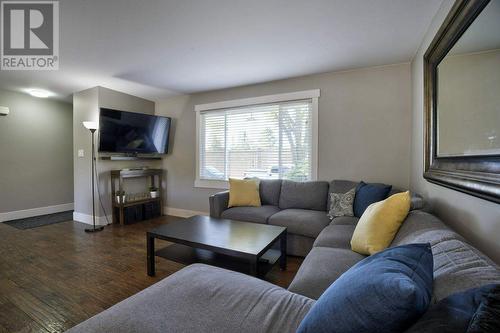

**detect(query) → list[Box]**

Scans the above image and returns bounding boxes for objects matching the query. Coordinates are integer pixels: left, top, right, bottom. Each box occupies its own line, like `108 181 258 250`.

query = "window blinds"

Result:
199 99 313 181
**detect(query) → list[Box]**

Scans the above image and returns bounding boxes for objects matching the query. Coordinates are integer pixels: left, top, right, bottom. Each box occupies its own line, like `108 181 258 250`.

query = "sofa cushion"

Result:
221 205 280 224
329 216 359 226
288 247 366 299
406 284 500 333
351 191 411 255
228 178 261 207
431 239 500 302
297 244 434 333
467 286 500 333
327 188 355 219
268 209 330 238
327 180 359 208
259 179 282 206
391 211 463 247
313 225 355 249
329 179 359 194
279 180 329 211
67 264 314 333
353 181 392 217
391 211 500 302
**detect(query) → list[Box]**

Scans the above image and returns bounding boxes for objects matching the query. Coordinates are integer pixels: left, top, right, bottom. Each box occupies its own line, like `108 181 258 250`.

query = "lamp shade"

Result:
83 121 98 130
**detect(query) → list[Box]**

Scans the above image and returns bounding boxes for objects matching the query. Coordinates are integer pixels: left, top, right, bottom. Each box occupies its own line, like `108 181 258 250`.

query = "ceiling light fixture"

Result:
27 89 52 98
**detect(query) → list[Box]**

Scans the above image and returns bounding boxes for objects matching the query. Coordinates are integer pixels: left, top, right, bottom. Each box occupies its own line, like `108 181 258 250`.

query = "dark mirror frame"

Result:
424 0 500 204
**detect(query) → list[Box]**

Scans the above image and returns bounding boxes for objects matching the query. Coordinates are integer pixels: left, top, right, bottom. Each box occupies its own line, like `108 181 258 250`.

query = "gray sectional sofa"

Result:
68 180 500 333
210 179 423 257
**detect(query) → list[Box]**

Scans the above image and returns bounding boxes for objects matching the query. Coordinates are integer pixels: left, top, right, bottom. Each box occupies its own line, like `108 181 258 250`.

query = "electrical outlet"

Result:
78 149 85 157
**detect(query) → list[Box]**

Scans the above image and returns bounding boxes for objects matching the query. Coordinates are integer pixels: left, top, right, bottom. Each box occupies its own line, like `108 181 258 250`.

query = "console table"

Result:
110 169 164 225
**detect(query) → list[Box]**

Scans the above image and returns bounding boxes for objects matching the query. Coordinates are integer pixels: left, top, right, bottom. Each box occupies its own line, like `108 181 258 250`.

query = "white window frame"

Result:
195 89 320 189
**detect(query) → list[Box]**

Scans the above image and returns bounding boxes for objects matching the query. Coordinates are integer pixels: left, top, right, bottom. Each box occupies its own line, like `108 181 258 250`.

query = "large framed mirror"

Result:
424 0 500 203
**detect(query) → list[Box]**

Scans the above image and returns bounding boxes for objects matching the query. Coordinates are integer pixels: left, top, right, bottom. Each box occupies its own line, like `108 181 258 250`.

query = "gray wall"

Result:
73 87 99 217
0 89 73 213
410 0 500 264
73 87 159 220
156 63 411 212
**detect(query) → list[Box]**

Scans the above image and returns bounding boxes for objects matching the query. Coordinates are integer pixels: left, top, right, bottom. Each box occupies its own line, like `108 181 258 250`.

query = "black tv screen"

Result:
98 108 171 154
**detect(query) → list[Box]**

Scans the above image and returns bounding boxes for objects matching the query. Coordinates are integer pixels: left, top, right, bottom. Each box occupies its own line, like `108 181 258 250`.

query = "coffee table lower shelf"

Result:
155 243 282 277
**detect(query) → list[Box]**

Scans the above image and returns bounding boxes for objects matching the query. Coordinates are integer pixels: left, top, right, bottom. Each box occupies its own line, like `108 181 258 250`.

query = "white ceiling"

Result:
0 0 443 101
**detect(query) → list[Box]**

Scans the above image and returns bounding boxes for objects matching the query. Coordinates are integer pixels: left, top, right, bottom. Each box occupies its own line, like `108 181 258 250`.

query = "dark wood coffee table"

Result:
147 215 287 277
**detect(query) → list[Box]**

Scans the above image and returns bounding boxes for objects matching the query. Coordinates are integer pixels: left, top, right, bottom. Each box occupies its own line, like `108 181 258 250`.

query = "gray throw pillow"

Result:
328 188 355 219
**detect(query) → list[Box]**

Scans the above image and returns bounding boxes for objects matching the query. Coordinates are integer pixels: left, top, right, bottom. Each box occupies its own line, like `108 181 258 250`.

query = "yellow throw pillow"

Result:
228 178 261 208
351 191 411 255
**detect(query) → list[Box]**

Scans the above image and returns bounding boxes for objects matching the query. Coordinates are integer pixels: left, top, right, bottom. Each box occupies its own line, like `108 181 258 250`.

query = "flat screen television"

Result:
98 108 172 154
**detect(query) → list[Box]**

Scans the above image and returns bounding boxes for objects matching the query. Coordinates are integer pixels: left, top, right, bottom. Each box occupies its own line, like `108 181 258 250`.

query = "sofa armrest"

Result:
209 191 230 218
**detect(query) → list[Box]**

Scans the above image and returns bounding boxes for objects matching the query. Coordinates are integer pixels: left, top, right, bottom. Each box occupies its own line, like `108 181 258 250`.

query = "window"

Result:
195 90 319 188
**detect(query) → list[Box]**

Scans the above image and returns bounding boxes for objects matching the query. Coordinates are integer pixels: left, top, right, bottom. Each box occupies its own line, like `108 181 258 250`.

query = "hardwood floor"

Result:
0 216 303 333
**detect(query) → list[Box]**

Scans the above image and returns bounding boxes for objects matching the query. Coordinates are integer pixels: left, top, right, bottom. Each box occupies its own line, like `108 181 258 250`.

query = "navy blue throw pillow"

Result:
406 284 500 333
468 285 500 332
353 181 392 217
297 243 433 333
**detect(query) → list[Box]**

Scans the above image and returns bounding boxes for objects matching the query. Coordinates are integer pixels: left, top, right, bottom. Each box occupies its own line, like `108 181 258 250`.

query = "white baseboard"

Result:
0 203 74 223
73 212 111 226
164 207 208 218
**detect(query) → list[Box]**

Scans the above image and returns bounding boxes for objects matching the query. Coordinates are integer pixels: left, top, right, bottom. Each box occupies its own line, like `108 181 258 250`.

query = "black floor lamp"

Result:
83 121 104 233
